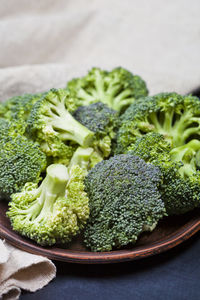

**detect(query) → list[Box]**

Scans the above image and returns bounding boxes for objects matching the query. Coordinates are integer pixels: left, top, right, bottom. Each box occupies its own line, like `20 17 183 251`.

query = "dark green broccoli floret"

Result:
0 119 46 199
67 67 148 112
73 102 119 157
26 89 94 159
84 154 165 252
7 164 89 246
129 133 200 215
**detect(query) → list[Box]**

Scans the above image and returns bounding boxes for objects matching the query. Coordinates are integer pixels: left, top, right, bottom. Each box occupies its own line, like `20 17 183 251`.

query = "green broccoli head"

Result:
84 154 165 252
0 119 47 199
129 133 200 215
26 89 94 155
7 164 89 246
73 102 119 157
116 93 200 153
1 93 43 135
67 67 148 112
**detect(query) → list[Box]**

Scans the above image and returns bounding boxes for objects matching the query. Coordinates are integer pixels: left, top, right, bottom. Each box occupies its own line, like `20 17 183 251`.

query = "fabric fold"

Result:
0 241 56 300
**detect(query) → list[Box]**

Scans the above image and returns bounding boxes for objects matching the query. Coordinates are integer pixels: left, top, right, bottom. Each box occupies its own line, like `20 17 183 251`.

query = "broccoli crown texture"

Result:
7 164 89 246
1 93 43 134
26 89 94 157
67 67 148 112
84 154 165 251
129 133 200 215
116 93 200 154
0 119 46 199
73 102 119 157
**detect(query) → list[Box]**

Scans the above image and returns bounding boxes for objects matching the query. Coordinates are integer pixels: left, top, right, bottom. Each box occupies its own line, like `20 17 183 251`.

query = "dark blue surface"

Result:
22 231 200 300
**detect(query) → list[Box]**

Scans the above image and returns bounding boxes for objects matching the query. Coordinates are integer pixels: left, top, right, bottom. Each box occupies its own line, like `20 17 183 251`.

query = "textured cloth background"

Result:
0 0 200 98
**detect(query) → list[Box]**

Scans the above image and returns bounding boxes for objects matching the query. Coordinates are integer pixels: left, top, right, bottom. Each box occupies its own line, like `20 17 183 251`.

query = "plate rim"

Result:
0 215 200 264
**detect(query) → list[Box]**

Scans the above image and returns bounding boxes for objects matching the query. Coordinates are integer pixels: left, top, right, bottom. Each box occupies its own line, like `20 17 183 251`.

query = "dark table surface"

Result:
21 230 200 300
21 90 200 300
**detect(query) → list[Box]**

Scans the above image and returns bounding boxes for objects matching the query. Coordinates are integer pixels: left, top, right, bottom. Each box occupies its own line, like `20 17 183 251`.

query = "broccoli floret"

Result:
129 133 200 215
73 102 119 157
1 93 43 135
84 154 165 251
26 89 94 158
7 164 89 246
116 93 200 153
0 103 6 118
67 67 148 112
0 119 46 199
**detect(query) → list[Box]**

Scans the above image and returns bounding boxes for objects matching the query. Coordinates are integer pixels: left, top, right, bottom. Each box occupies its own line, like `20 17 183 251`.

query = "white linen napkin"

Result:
0 240 56 300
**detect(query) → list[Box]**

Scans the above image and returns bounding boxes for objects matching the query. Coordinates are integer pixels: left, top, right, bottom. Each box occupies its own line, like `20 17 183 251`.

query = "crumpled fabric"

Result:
0 240 56 300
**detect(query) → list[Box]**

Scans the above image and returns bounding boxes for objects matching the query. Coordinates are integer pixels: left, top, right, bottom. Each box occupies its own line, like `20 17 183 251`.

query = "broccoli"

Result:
1 93 43 135
0 118 46 199
67 67 148 112
73 102 119 157
7 164 89 246
68 146 103 174
84 154 165 251
26 89 94 159
128 133 200 215
116 93 200 154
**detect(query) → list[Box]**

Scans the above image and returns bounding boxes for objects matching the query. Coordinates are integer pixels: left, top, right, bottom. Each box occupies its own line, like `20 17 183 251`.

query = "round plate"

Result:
0 201 200 264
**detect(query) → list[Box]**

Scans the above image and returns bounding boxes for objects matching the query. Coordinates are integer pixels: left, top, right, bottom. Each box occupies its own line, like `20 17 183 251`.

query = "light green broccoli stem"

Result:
68 147 94 173
105 86 134 111
148 110 200 147
102 74 134 111
35 164 69 222
45 94 94 147
10 164 69 222
170 140 200 177
77 69 106 104
77 89 95 105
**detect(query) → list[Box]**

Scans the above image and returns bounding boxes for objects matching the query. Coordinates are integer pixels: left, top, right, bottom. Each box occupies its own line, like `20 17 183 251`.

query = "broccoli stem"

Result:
163 109 174 132
11 164 69 223
45 100 94 147
149 113 163 132
35 164 69 222
68 147 94 172
172 111 197 146
170 140 200 177
94 70 105 101
148 109 200 147
104 84 133 110
78 89 94 104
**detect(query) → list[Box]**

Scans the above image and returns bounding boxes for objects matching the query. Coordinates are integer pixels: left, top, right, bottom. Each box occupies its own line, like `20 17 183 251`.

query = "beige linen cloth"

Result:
0 0 200 299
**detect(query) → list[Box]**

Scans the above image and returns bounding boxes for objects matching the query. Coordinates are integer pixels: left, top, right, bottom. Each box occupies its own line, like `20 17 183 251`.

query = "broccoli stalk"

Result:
68 147 94 172
7 163 90 246
10 164 68 222
68 146 103 174
147 109 200 147
27 89 94 148
170 140 200 177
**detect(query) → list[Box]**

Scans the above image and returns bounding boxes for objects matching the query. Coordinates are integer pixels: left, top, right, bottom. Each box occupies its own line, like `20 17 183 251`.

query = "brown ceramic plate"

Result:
0 201 200 264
